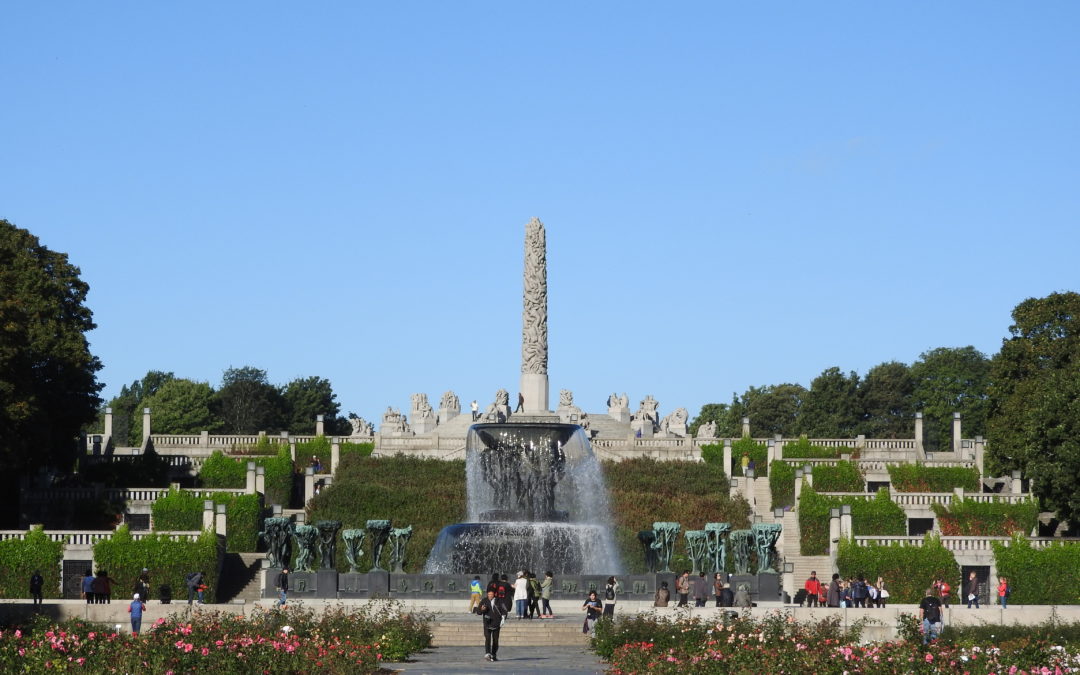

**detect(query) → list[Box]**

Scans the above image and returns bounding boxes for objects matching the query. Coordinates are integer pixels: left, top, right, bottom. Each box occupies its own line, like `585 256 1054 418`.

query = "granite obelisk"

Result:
520 217 549 413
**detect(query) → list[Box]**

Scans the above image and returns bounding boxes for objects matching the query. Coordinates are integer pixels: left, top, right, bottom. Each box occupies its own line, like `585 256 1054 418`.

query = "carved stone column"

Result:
520 217 549 413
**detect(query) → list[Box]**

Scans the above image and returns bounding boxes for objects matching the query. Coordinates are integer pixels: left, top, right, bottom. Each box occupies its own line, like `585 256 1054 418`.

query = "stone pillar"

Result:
741 417 750 437
214 503 227 537
775 435 784 460
767 439 776 467
255 466 266 495
744 471 756 507
331 439 340 474
304 467 315 503
104 407 113 439
245 462 257 494
315 414 325 437
952 413 962 453
287 433 296 461
794 469 804 503
722 439 732 478
855 434 866 450
520 217 550 413
828 508 841 565
1011 470 1023 494
974 436 985 476
201 430 209 448
953 486 965 501
803 464 814 489
202 500 215 531
914 412 924 453
142 408 152 444
840 504 852 538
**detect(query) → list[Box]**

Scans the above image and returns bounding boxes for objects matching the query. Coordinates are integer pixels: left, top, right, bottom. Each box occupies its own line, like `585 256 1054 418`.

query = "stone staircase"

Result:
430 617 591 647
217 552 265 604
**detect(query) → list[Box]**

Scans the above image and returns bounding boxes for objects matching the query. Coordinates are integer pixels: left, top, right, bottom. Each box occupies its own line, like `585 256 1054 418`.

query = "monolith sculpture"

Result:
520 217 549 413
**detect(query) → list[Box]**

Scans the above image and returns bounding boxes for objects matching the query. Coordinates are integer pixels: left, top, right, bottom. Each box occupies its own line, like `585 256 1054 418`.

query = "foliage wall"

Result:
781 437 853 459
93 526 221 603
0 526 64 599
799 485 907 555
730 437 767 476
992 535 1080 605
930 498 1039 536
150 488 203 531
811 460 865 492
887 463 980 492
836 533 958 604
769 460 795 510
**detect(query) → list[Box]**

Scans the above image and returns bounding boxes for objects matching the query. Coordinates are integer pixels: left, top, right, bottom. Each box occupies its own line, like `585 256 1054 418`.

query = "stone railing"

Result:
21 486 251 505
817 492 1031 507
853 535 1063 552
0 530 203 546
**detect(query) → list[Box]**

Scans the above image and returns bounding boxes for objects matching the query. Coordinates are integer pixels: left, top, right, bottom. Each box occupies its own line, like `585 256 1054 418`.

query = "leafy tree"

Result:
0 220 103 472
739 383 805 437
988 291 1080 522
105 371 176 446
688 402 736 437
857 361 915 438
141 379 217 434
911 346 990 451
215 366 284 434
282 376 348 434
798 367 860 438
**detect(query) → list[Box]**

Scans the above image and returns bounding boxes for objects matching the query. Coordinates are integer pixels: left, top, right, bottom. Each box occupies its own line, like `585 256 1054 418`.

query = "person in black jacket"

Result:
475 589 504 662
29 570 44 606
277 568 289 607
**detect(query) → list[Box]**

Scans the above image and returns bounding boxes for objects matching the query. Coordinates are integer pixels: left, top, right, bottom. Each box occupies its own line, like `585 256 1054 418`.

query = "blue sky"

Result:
3 2 1077 425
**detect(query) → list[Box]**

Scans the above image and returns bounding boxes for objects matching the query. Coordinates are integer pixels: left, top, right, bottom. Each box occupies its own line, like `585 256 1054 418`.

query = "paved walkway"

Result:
384 645 608 674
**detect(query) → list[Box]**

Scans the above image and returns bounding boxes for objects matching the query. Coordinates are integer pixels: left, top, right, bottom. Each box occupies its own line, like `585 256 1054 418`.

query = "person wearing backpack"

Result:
919 586 943 644
603 576 619 617
526 571 541 619
186 571 204 605
851 576 868 608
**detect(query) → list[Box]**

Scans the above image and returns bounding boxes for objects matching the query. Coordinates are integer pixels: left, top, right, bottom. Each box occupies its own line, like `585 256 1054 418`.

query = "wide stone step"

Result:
430 618 592 646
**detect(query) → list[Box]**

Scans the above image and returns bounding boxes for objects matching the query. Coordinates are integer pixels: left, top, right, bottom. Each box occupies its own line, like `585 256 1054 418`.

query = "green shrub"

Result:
0 526 64 599
731 437 767 477
254 446 295 506
769 460 795 510
888 463 980 492
812 460 864 492
211 492 263 553
932 498 1039 536
699 443 723 465
993 535 1080 605
198 450 246 489
229 435 281 455
339 441 374 460
150 487 203 531
837 533 958 604
80 445 170 488
799 485 906 555
781 436 853 459
295 435 331 470
93 525 221 603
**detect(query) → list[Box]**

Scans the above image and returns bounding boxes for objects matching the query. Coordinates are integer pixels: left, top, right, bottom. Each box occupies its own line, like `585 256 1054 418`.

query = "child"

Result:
468 575 483 613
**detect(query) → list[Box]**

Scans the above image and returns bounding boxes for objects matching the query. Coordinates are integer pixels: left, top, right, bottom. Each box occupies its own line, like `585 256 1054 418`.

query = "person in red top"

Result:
804 571 821 607
934 578 951 608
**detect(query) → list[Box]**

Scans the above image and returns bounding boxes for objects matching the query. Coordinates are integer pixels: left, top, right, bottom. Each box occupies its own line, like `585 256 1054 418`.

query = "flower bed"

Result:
597 612 1080 674
0 602 431 673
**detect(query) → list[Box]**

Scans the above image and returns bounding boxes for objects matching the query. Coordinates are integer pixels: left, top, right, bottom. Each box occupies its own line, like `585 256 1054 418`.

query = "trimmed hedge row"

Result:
798 485 907 555
811 460 865 492
199 450 246 489
150 488 203 531
769 460 795 510
887 463 980 492
836 533 958 604
781 436 854 459
198 447 294 506
931 498 1039 536
340 441 374 459
992 535 1080 605
150 487 262 552
93 525 221 603
0 526 64 599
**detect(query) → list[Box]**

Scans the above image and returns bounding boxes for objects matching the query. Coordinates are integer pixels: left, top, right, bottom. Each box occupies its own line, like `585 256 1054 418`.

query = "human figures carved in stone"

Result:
367 519 393 572
637 529 658 573
293 524 319 572
521 218 548 376
697 421 718 438
315 520 342 570
705 522 731 574
411 393 434 419
259 517 293 569
633 396 660 424
439 391 460 411
559 389 573 408
651 521 681 573
730 529 754 575
342 529 365 573
389 525 413 574
380 407 411 434
685 530 709 575
348 415 374 437
484 389 511 423
751 523 783 574
659 407 689 436
607 393 630 410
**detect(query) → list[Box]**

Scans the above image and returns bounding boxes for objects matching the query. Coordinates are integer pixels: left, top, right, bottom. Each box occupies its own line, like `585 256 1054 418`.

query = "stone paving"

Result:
383 645 607 674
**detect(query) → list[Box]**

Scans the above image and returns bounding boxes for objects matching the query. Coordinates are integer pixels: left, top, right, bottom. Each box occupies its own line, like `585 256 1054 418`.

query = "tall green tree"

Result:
282 376 347 434
911 346 990 451
0 220 103 471
858 361 915 438
215 366 284 434
141 379 217 435
689 402 737 437
988 292 1080 522
798 367 861 438
106 370 176 445
738 383 805 437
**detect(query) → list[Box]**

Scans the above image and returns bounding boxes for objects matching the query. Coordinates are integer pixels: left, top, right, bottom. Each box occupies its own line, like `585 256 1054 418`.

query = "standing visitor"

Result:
496 574 512 619
513 571 528 619
128 593 146 636
135 568 151 602
540 571 554 618
96 570 115 604
851 576 868 608
713 573 725 607
998 576 1010 609
81 569 95 604
654 581 670 607
826 573 841 607
186 571 204 605
804 571 820 607
919 587 943 644
29 570 44 606
733 583 752 608
197 575 208 604
693 572 708 607
582 591 603 634
675 570 691 606
277 568 289 607
471 400 479 421
937 577 952 608
526 571 541 619
603 576 619 617
515 393 524 412
966 571 980 609
740 453 749 473
719 582 734 607
476 588 504 662
875 576 889 608
468 575 483 613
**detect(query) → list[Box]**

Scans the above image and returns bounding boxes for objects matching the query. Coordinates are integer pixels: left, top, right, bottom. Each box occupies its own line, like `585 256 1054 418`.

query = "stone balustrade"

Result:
0 530 203 546
818 492 1030 506
853 535 1061 552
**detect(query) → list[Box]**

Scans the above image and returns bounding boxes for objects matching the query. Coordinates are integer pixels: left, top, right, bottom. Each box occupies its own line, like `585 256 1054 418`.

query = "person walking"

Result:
496 574 512 620
186 571 204 605
128 593 146 636
875 576 889 608
654 581 670 607
713 573 725 607
513 571 528 619
826 573 841 607
693 572 709 607
998 576 1009 609
966 571 980 609
29 570 44 606
277 568 289 607
603 576 619 618
468 575 483 613
515 393 524 412
919 587 943 644
582 591 603 634
540 571 554 618
675 571 690 607
936 577 952 608
81 570 95 604
476 588 504 662
804 571 821 607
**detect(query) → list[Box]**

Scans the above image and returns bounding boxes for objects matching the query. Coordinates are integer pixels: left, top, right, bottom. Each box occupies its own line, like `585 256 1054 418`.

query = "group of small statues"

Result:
260 517 414 574
638 521 783 576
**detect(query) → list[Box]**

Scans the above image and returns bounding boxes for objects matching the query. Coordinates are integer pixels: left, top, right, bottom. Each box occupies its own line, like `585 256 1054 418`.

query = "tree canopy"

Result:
0 220 103 470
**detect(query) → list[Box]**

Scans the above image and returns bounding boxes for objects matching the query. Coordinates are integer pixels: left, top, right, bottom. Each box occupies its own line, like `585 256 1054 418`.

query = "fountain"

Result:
424 422 622 575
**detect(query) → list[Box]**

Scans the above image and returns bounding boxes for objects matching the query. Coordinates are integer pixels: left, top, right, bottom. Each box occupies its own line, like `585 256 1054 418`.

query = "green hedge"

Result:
732 437 767 476
812 460 865 492
700 443 723 465
769 460 795 510
0 526 64 599
781 436 853 459
340 441 374 460
93 525 221 603
799 485 907 555
887 463 980 492
992 535 1080 605
295 436 331 470
931 498 1039 537
837 533 958 604
258 447 295 506
214 493 263 553
199 450 246 489
151 487 203 531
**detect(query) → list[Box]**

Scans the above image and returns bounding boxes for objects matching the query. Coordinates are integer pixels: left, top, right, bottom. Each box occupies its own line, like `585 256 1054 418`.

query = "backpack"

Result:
605 585 615 601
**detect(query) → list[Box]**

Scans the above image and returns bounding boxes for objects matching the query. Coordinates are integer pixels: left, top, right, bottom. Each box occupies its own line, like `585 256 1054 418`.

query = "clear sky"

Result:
3 2 1078 425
